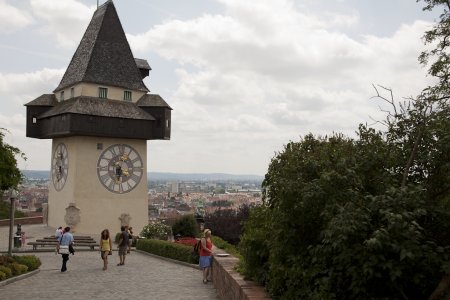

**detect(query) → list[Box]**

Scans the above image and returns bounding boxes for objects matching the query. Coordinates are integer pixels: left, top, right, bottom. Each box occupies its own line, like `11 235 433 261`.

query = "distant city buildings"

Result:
7 176 263 225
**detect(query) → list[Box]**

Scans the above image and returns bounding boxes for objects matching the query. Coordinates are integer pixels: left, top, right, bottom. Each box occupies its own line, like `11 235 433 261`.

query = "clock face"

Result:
52 143 69 191
97 144 144 194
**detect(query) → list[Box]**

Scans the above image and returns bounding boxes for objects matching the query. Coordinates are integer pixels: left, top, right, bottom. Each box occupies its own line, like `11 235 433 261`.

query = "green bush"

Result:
0 271 6 281
10 263 27 276
0 255 15 266
140 223 172 240
0 201 26 220
12 255 41 271
0 265 12 278
114 232 121 244
240 130 450 299
172 214 199 237
0 255 39 279
211 236 241 259
238 205 270 284
137 238 199 264
205 204 251 246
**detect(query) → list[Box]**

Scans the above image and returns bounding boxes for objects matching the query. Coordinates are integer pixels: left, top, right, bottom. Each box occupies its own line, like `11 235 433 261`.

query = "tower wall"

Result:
48 136 148 234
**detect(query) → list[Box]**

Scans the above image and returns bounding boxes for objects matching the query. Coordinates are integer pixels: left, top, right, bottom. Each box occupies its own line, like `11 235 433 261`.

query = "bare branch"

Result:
371 84 398 116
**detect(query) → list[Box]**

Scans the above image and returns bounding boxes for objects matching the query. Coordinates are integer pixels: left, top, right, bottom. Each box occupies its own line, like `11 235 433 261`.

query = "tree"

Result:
419 0 450 96
172 214 199 237
240 124 449 299
204 204 251 245
239 1 450 297
0 128 25 194
417 1 450 298
0 201 26 220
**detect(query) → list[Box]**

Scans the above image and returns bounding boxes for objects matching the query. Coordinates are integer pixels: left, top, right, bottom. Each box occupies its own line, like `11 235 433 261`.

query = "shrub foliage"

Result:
137 238 198 264
240 130 449 299
204 204 251 245
140 222 172 240
12 255 41 271
172 214 199 238
0 254 40 281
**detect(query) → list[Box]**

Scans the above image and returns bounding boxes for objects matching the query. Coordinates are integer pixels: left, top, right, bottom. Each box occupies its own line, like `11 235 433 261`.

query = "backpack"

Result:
194 239 202 253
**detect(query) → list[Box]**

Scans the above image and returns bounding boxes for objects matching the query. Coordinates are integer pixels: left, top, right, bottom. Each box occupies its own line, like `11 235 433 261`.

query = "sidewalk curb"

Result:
135 250 201 270
0 269 40 287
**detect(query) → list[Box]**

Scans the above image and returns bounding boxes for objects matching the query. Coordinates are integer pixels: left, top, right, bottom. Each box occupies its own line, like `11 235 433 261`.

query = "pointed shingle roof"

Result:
54 0 148 93
24 94 58 106
137 94 172 109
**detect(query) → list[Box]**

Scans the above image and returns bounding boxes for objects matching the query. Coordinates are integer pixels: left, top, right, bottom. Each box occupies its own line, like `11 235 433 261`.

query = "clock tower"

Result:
24 0 171 233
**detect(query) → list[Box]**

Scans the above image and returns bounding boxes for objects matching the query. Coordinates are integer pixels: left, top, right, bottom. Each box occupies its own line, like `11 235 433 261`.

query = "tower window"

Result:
70 87 74 98
32 117 37 124
60 91 64 101
124 90 132 101
99 87 108 99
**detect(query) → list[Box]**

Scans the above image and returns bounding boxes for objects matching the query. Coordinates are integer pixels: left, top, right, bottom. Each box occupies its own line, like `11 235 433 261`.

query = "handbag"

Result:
59 245 69 254
108 251 112 255
69 243 75 255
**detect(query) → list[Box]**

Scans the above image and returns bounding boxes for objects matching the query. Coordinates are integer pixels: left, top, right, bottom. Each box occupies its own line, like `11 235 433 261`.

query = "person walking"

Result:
55 226 63 239
100 229 112 270
199 229 214 284
58 227 74 272
127 226 134 254
117 225 129 266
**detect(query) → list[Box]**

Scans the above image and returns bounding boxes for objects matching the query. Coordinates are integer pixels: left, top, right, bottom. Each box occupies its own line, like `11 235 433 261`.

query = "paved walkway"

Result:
0 224 218 300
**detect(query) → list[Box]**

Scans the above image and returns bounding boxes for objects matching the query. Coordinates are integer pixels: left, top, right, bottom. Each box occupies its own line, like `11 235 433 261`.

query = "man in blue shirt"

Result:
58 227 74 272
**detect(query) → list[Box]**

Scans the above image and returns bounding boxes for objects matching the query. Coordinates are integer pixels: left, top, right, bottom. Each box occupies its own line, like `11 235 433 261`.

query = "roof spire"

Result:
54 0 148 93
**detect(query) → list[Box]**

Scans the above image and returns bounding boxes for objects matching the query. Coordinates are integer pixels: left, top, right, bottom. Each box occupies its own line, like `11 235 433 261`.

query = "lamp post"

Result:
8 189 18 256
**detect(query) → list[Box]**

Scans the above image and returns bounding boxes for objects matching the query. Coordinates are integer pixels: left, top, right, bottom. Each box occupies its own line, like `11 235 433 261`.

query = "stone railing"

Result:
212 252 271 300
0 216 43 226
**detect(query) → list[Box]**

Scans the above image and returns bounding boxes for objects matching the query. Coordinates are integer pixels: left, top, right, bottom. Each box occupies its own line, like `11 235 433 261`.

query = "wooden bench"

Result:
50 235 97 240
38 238 96 243
27 241 99 251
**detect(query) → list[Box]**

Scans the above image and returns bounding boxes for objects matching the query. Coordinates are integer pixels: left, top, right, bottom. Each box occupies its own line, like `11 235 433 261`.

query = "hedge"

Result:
0 255 40 281
211 236 241 259
137 238 199 264
12 255 41 271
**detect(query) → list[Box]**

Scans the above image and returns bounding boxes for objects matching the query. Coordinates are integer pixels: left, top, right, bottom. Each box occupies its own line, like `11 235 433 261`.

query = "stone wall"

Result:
212 253 270 300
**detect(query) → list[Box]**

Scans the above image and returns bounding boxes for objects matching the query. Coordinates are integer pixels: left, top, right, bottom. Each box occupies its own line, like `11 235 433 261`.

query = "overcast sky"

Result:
0 0 441 176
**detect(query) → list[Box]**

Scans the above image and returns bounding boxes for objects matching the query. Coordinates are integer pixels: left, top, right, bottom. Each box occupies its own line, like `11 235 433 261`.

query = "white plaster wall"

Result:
55 83 146 103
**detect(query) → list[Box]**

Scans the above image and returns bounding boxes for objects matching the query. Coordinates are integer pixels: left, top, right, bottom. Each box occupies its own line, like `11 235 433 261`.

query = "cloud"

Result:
0 68 64 106
126 0 435 174
0 115 51 171
30 0 95 48
0 0 33 33
1 0 436 175
0 68 63 170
